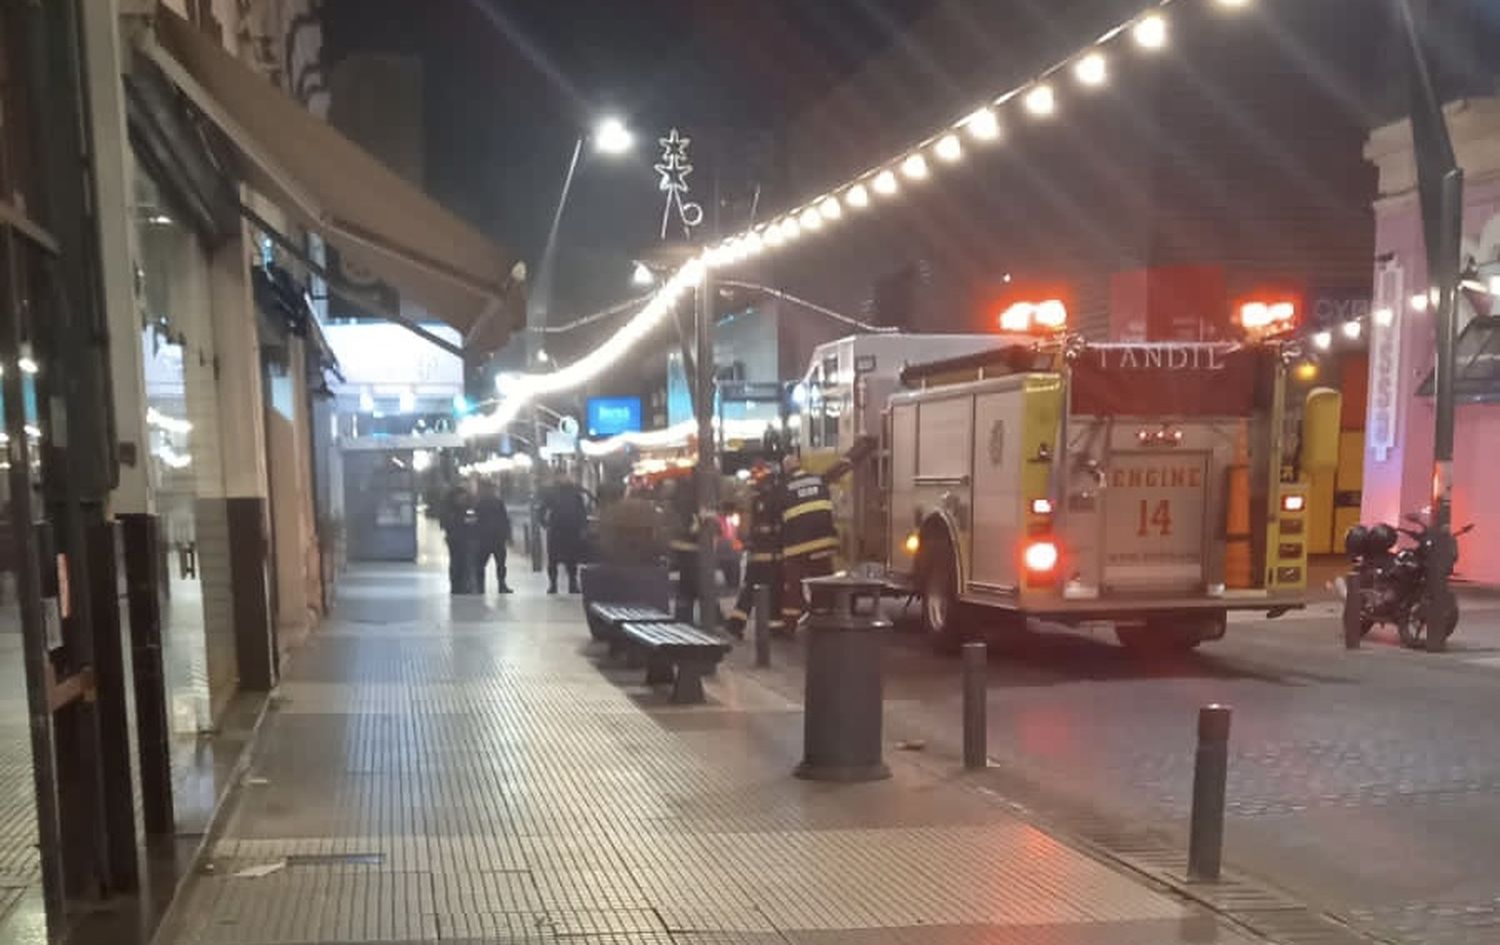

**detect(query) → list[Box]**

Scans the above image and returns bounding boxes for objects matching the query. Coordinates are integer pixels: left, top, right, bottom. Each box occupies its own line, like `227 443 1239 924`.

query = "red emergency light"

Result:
997 299 1069 334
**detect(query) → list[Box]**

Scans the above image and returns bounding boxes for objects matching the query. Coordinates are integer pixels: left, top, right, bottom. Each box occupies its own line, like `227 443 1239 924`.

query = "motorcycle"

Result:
1336 512 1473 652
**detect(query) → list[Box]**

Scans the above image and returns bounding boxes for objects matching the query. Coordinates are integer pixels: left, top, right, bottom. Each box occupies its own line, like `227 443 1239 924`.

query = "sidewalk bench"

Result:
620 621 730 704
579 564 671 640
588 603 674 656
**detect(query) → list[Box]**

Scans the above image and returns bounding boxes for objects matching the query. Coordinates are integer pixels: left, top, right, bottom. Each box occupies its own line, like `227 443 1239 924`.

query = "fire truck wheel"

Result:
1114 621 1203 653
920 537 966 654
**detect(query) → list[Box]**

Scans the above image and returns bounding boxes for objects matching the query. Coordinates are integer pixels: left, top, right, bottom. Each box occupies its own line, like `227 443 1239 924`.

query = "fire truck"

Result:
884 336 1333 651
795 333 1028 563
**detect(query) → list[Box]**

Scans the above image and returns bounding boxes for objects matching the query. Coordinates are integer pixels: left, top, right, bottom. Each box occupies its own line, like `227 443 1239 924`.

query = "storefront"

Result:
1363 96 1500 583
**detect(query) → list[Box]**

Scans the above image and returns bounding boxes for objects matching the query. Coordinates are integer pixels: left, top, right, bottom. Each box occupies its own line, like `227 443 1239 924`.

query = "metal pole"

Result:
530 404 544 573
753 583 771 667
1395 0 1464 644
0 227 66 938
1187 704 1233 883
962 642 988 770
695 273 719 631
529 136 584 365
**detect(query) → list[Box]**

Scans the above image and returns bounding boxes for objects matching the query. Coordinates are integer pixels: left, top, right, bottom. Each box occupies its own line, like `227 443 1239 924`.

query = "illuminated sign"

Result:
587 397 643 437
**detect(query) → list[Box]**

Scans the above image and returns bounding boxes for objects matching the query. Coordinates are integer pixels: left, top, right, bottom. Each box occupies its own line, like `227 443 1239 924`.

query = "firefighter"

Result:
779 436 877 626
725 459 785 639
663 477 703 622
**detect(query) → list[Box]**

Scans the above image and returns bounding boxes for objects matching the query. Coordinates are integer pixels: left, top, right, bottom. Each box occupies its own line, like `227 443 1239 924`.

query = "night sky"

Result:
322 0 936 324
322 0 1500 351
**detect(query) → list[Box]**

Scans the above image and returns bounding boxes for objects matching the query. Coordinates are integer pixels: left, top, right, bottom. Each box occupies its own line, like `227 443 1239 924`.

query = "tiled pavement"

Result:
158 563 1255 945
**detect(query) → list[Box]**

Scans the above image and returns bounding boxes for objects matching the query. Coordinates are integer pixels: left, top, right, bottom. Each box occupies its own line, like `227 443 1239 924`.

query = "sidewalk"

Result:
158 563 1256 945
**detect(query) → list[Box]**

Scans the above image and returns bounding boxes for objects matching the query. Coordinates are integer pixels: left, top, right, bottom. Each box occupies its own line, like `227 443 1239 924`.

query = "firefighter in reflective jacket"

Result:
725 460 784 639
780 436 877 626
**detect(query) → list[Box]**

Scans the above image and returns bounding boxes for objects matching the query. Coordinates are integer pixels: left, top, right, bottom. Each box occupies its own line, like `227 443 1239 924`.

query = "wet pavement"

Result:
736 593 1500 945
158 562 1253 945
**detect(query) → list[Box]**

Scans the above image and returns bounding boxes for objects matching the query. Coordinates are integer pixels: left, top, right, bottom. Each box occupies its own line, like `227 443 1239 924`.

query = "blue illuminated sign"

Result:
587 397 642 437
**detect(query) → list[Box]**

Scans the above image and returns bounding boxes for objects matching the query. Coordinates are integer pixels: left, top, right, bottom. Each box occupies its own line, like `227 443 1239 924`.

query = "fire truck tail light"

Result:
1023 540 1059 573
1281 494 1306 513
1030 498 1054 515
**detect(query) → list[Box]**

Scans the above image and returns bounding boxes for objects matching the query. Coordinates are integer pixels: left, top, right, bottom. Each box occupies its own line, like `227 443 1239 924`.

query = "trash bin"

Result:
796 574 891 782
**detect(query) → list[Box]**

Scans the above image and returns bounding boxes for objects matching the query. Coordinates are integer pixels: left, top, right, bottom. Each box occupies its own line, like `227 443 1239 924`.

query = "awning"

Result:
136 8 521 353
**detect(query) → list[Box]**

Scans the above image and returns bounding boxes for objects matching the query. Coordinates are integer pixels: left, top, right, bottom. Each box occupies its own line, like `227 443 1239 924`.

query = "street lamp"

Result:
529 116 637 363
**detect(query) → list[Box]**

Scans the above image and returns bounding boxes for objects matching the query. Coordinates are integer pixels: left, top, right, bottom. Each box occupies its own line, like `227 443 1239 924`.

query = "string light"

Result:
1133 13 1169 49
458 0 1261 441
1312 330 1332 351
1373 307 1395 327
1342 320 1363 341
1075 52 1108 86
1024 84 1057 116
934 134 963 162
964 107 1001 141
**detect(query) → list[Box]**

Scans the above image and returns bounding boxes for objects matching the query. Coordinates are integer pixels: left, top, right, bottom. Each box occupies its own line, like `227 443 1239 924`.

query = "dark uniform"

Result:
440 485 475 595
780 466 839 625
666 480 702 621
725 466 785 639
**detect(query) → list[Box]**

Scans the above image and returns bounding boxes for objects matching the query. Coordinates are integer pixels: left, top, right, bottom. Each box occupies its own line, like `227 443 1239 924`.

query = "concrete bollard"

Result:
753 584 771 668
1187 704 1233 882
962 642 988 770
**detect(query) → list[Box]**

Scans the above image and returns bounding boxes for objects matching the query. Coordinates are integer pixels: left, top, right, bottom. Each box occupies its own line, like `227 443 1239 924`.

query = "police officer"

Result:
725 459 785 639
779 436 878 627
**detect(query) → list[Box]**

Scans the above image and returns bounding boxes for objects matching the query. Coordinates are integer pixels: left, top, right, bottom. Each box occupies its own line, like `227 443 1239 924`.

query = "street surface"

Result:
748 592 1500 945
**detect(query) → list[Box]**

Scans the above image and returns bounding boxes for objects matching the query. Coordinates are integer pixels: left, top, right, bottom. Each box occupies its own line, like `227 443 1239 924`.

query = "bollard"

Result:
796 575 891 782
962 642 988 770
753 584 771 668
1187 704 1233 882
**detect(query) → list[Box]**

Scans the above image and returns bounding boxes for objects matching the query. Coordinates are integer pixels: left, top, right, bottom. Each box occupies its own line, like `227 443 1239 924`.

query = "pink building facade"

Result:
1364 98 1500 583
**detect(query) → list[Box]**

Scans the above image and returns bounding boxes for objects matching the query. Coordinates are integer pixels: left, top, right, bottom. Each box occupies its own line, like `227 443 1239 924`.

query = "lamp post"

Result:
1396 0 1462 648
529 117 636 364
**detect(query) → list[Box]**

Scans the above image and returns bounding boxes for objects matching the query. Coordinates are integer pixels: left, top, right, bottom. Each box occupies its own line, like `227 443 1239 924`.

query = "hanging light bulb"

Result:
934 134 963 162
964 107 1001 142
799 207 824 231
1373 307 1394 327
1074 51 1108 87
845 183 871 209
1342 320 1363 341
818 196 843 221
872 170 899 196
1133 13 1168 49
780 216 802 241
900 153 930 181
1024 84 1056 116
1312 330 1332 351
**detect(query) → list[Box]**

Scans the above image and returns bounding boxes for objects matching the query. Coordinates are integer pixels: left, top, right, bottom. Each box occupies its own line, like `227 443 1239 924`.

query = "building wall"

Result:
1363 97 1500 583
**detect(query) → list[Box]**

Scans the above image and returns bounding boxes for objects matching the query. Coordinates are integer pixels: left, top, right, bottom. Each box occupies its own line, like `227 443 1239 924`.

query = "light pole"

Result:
529 117 636 364
1396 0 1462 648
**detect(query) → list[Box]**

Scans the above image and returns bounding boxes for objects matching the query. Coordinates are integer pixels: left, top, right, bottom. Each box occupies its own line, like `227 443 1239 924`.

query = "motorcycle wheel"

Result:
1399 599 1460 652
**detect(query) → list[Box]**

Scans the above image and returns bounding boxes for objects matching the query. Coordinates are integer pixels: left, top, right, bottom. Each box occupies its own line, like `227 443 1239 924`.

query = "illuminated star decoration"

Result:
655 128 704 241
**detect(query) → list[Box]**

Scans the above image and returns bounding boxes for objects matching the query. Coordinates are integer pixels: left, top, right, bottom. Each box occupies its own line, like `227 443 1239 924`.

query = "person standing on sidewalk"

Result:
780 437 877 626
541 472 588 594
440 481 475 595
472 478 513 594
725 460 785 639
663 476 703 621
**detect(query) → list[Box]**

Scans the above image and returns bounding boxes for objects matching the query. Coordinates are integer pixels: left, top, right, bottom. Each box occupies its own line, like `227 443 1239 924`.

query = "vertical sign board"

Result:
1368 262 1404 462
